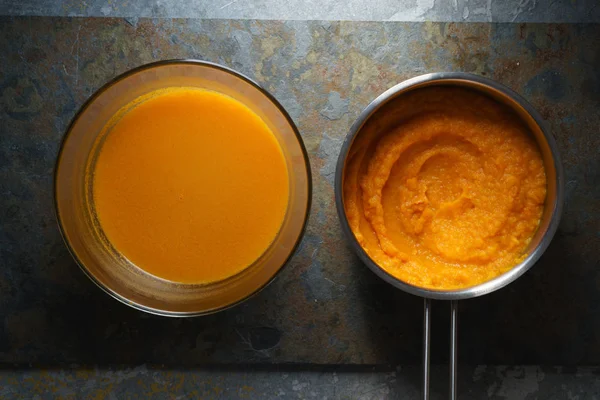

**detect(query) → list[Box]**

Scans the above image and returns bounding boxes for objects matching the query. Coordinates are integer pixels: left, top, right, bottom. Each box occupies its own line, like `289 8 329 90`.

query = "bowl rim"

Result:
334 72 565 300
54 59 312 317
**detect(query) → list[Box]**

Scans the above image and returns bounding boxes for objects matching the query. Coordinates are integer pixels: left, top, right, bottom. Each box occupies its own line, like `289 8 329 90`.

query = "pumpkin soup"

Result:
344 87 546 290
92 87 289 284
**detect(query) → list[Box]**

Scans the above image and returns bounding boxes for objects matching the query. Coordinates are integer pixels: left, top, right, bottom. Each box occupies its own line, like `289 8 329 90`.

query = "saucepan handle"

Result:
422 298 431 400
422 299 459 400
450 300 458 400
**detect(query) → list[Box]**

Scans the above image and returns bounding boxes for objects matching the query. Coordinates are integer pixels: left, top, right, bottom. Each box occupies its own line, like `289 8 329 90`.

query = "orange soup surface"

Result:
344 87 546 290
93 88 289 284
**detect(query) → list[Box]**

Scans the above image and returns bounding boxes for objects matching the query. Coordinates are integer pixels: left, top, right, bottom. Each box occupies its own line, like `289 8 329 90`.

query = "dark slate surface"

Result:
0 17 599 366
2 365 599 399
3 0 600 23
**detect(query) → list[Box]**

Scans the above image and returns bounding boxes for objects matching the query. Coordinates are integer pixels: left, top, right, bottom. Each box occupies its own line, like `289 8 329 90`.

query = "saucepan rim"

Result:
334 72 564 300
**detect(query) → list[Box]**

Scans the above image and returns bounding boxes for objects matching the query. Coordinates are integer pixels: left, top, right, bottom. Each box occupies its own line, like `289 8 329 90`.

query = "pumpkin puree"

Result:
92 87 289 284
344 87 546 290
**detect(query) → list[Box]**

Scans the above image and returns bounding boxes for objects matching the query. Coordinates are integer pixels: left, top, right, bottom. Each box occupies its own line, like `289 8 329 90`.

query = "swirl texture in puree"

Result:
344 87 546 290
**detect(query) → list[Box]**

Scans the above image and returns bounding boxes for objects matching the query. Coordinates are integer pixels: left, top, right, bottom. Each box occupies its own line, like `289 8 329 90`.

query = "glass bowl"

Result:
55 60 312 316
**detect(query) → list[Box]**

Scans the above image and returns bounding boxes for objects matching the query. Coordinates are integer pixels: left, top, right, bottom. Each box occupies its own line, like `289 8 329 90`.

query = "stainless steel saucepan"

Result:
334 72 564 399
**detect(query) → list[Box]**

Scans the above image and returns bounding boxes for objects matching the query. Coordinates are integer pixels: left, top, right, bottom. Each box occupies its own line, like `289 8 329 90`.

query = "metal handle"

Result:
422 299 459 400
422 298 431 400
450 300 458 400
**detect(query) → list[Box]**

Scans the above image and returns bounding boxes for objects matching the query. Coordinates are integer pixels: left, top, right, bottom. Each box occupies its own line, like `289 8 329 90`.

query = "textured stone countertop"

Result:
0 13 599 399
